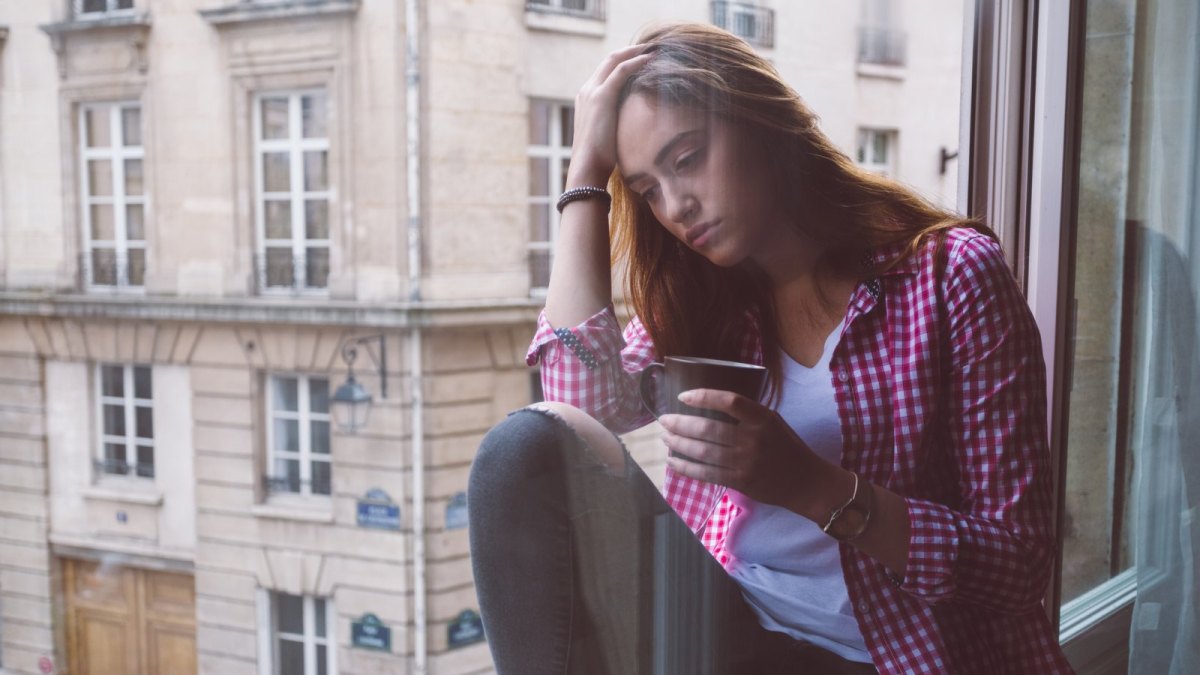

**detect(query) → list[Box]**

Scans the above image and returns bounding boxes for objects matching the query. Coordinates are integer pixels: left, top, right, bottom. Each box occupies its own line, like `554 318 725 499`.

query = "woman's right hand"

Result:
566 45 653 188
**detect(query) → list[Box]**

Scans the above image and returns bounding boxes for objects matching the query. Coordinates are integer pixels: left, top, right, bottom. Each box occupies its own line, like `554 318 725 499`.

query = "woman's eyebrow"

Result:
623 128 705 184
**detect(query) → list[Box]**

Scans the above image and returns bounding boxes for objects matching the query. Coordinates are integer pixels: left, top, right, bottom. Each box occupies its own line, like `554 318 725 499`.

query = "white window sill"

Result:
252 498 335 523
84 480 163 506
525 9 605 37
856 62 907 81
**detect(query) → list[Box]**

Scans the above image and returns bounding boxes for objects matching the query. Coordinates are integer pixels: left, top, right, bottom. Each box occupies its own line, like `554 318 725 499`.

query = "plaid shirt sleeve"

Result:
899 234 1057 613
525 304 657 434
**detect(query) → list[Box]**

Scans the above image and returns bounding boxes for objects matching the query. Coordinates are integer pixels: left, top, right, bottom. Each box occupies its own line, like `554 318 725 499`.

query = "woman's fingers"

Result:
586 44 649 86
658 414 737 446
678 389 763 423
661 430 735 468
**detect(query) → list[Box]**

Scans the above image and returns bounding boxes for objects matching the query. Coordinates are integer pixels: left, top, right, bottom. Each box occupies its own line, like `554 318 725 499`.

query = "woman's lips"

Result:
686 220 720 248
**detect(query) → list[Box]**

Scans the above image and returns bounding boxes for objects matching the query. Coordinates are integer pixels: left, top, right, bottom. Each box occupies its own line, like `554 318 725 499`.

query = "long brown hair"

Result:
609 22 991 403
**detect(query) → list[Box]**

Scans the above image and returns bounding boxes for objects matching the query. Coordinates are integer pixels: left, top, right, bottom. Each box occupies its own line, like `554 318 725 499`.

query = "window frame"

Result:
258 591 337 675
264 374 333 499
78 101 146 291
527 99 574 297
74 0 136 19
252 89 333 295
855 127 897 176
94 363 154 480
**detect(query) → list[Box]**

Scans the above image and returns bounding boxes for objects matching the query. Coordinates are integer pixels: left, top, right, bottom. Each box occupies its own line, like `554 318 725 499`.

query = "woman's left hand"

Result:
659 388 836 513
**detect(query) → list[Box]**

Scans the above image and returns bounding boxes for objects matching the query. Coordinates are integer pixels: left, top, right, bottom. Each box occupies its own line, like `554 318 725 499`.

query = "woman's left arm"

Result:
878 233 1056 613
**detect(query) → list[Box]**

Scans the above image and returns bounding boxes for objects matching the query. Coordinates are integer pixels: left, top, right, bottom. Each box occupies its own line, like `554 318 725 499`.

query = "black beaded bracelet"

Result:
556 186 612 214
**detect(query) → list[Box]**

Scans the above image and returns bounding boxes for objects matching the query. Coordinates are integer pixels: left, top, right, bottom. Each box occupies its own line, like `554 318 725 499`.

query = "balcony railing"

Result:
94 457 154 478
264 474 332 496
525 0 605 20
858 26 908 66
79 250 143 290
254 251 329 294
711 1 775 49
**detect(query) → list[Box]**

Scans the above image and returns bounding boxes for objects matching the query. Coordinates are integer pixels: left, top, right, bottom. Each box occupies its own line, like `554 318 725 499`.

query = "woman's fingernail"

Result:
678 390 695 404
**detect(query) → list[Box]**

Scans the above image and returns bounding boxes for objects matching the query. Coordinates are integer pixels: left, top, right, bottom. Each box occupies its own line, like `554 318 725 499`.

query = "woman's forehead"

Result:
616 95 711 172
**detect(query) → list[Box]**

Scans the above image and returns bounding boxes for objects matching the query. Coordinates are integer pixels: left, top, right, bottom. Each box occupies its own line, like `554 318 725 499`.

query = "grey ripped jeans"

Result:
467 407 879 675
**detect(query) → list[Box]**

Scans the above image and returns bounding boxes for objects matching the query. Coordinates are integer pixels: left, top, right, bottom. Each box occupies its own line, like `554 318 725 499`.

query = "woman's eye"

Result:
676 148 703 171
641 186 659 201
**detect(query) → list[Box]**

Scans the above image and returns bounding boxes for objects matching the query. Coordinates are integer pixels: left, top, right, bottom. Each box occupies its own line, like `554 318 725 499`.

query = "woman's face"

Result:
615 93 775 268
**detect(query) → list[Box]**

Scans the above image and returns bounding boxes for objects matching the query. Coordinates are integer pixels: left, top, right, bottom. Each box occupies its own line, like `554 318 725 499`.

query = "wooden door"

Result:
64 558 197 675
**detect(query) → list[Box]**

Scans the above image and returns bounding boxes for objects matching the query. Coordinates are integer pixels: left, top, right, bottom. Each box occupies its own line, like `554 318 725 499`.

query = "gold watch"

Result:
821 472 874 542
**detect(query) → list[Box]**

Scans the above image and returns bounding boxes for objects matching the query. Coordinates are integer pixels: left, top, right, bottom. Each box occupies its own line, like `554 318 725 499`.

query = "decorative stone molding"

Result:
39 13 152 79
199 0 361 27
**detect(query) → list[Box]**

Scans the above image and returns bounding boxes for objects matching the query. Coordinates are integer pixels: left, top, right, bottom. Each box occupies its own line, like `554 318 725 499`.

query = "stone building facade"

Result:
0 1 962 674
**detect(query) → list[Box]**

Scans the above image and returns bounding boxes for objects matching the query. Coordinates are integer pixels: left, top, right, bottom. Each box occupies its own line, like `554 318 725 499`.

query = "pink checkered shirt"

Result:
526 228 1074 674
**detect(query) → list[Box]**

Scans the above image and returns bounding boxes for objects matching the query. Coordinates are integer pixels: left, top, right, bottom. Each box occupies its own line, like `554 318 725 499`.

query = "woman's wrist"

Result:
565 158 612 190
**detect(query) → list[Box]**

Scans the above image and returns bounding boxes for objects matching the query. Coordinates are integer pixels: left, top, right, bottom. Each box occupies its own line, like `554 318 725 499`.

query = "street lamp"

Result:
331 335 386 433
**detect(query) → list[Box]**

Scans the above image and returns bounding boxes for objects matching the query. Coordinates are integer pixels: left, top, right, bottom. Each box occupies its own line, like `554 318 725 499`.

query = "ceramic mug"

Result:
639 356 768 424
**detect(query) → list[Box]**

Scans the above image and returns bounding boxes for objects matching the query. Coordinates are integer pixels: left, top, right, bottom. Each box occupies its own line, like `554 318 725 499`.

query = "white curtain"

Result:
1126 0 1200 672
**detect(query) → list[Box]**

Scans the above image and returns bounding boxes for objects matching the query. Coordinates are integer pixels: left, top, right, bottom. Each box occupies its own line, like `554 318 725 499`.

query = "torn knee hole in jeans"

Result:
509 406 631 477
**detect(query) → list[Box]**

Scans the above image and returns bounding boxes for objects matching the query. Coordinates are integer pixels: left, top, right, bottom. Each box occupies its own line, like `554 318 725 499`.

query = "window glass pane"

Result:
126 204 145 241
273 419 299 453
90 205 115 241
273 377 299 412
309 379 329 414
136 406 153 439
305 200 329 240
116 0 133 9
276 593 304 634
302 92 328 139
88 160 113 197
311 461 331 496
315 598 327 637
265 200 292 240
272 459 300 493
136 445 154 477
91 249 117 286
278 639 305 674
529 157 549 196
127 248 145 287
317 645 328 675
261 98 290 140
310 421 330 455
559 105 574 146
529 100 551 145
121 107 141 147
103 404 126 436
306 248 329 288
263 152 291 192
303 151 328 192
103 443 125 473
124 159 143 196
133 366 151 399
85 107 110 147
265 248 295 288
101 365 124 397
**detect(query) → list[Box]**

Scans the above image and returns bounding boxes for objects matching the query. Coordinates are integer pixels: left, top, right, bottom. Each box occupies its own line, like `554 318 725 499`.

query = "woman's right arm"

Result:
544 45 651 328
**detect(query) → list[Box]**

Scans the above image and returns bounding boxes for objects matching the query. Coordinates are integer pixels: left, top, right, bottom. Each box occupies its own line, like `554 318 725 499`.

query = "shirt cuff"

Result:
896 497 961 601
525 304 627 370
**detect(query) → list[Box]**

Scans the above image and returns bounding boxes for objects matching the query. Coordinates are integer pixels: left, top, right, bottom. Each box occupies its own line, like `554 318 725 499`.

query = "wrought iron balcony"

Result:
80 250 144 290
254 251 329 294
263 474 332 496
525 0 605 20
94 456 154 478
858 26 908 66
711 1 775 48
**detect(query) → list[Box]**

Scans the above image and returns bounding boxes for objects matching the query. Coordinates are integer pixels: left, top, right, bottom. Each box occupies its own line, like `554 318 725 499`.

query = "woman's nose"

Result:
667 191 698 225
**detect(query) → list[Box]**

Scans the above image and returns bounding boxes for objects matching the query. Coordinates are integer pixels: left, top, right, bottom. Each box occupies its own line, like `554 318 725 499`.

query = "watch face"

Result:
830 507 868 541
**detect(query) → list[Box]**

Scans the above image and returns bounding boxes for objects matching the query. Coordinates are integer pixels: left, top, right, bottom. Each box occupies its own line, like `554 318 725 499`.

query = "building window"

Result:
265 375 331 497
526 0 604 20
856 128 896 176
711 1 775 48
858 0 907 66
95 364 154 479
254 91 331 293
80 102 145 289
528 100 573 294
270 592 334 675
75 0 134 18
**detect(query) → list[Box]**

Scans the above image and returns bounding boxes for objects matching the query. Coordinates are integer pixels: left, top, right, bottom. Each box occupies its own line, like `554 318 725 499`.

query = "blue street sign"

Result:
351 613 392 651
357 488 401 530
448 609 485 648
445 491 468 530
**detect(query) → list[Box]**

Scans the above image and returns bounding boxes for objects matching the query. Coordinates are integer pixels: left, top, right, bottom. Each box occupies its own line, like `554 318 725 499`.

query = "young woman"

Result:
469 22 1075 675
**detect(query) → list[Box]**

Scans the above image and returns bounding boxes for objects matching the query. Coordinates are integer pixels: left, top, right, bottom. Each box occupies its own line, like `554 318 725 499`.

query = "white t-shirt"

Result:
725 318 872 663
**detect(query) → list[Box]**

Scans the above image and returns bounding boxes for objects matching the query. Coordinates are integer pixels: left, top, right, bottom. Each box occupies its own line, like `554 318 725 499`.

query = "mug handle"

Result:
639 362 665 420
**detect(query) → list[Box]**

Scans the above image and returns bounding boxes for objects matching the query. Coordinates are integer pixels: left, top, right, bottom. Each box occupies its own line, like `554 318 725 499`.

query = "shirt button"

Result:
837 369 849 382
858 601 869 614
